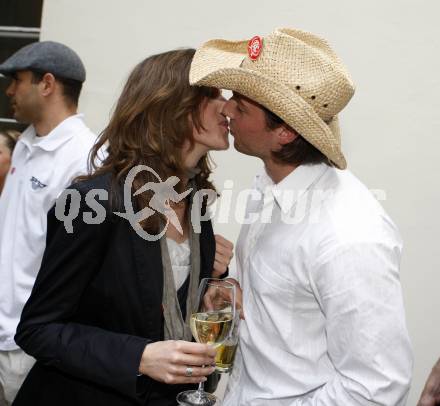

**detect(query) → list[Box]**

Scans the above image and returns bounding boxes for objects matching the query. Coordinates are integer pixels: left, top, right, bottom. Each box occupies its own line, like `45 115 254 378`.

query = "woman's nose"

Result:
217 95 227 109
221 99 235 119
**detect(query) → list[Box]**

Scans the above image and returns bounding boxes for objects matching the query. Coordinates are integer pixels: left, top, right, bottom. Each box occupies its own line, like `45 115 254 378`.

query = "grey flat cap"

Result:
0 41 86 83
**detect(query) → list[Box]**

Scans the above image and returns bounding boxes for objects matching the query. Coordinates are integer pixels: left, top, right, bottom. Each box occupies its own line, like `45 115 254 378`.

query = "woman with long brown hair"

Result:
12 48 233 406
0 130 19 195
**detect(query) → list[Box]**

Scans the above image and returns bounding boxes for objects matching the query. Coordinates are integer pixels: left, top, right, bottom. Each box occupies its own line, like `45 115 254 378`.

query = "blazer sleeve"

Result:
14 187 151 401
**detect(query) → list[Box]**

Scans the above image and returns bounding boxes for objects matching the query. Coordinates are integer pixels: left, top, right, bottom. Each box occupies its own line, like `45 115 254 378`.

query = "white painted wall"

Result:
41 0 440 404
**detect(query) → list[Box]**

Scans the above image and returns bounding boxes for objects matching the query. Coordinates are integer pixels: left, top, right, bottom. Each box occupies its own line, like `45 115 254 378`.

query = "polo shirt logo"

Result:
30 176 47 190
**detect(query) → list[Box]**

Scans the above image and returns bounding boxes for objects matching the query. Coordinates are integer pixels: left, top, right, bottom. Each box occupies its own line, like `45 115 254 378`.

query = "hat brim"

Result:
190 40 347 169
0 65 16 77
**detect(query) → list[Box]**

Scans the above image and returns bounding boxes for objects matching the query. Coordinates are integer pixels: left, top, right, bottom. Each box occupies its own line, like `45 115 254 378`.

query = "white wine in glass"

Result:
215 342 238 373
190 311 233 346
177 278 236 406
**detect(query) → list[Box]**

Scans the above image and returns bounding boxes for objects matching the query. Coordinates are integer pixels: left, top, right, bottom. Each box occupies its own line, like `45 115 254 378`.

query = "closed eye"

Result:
235 101 246 113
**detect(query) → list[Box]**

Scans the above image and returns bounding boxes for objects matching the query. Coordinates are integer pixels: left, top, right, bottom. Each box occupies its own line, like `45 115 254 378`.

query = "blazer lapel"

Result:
129 227 163 311
199 220 215 280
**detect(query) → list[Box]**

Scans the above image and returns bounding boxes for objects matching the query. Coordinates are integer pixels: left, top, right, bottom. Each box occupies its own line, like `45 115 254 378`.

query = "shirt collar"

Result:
254 168 275 194
256 163 330 214
18 114 85 152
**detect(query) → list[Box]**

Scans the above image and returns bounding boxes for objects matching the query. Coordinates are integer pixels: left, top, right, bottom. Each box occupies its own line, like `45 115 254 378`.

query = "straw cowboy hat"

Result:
189 28 355 169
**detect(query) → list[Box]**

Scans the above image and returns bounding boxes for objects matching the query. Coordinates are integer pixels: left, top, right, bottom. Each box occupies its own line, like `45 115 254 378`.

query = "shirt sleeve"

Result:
300 241 413 405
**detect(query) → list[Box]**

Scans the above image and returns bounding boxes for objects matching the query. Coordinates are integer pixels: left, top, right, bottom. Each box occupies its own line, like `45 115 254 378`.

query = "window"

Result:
0 0 43 132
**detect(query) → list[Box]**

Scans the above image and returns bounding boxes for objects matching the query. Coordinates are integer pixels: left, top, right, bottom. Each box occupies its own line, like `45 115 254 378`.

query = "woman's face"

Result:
0 136 13 180
192 94 230 152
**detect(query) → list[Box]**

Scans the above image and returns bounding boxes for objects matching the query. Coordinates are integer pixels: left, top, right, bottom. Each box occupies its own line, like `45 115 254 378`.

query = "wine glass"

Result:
177 278 236 406
215 313 240 374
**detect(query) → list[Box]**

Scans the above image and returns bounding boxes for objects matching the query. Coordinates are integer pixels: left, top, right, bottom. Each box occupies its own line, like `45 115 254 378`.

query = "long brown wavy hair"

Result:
80 48 219 232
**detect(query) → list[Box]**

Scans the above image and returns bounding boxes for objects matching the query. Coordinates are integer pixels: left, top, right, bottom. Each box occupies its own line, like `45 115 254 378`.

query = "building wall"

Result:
41 0 440 404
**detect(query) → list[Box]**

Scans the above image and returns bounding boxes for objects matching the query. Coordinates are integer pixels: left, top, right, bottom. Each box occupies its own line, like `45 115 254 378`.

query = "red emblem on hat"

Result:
248 36 262 60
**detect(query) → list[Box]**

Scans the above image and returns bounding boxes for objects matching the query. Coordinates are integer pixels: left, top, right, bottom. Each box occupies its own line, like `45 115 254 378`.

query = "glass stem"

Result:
198 380 205 392
197 365 205 394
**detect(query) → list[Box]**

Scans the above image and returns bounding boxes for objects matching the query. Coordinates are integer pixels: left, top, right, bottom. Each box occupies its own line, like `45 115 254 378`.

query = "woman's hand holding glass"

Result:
139 340 216 385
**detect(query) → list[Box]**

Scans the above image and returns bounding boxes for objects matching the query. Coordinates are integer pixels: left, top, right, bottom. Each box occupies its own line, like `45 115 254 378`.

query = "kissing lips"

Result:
219 121 229 133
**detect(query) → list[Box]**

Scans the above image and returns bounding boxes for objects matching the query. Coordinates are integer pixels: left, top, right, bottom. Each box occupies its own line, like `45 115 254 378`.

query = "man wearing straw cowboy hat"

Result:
190 28 413 405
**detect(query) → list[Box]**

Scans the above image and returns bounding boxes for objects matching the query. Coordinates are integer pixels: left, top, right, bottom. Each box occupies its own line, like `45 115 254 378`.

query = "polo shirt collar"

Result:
19 114 85 152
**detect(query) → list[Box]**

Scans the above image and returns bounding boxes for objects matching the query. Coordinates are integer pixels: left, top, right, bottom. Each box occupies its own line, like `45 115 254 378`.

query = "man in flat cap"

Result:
190 28 413 405
0 41 97 404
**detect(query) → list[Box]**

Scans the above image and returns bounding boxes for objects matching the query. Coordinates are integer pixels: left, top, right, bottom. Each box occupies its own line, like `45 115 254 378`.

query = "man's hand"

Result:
212 234 234 278
224 278 244 320
201 277 244 320
139 340 216 384
418 358 440 406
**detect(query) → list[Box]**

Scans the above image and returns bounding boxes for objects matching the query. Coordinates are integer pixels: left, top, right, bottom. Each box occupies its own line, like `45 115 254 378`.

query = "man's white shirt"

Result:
223 163 413 406
0 114 97 351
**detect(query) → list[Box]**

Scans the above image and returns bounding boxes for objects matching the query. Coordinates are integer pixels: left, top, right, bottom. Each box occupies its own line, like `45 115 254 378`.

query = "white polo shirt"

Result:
0 114 97 351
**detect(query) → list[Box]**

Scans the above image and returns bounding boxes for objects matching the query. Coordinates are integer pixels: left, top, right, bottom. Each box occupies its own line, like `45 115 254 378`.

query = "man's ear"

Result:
39 73 56 97
276 125 298 146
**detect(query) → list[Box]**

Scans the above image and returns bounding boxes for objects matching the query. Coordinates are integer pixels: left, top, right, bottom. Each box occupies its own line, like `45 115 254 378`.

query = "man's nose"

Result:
5 81 15 97
222 99 235 119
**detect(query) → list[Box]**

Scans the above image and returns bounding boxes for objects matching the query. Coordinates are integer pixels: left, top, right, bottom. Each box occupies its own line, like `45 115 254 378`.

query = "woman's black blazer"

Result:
13 172 216 406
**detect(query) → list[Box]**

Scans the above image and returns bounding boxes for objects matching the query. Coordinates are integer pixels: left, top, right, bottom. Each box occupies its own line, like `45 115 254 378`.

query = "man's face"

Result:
222 93 274 159
5 71 42 124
